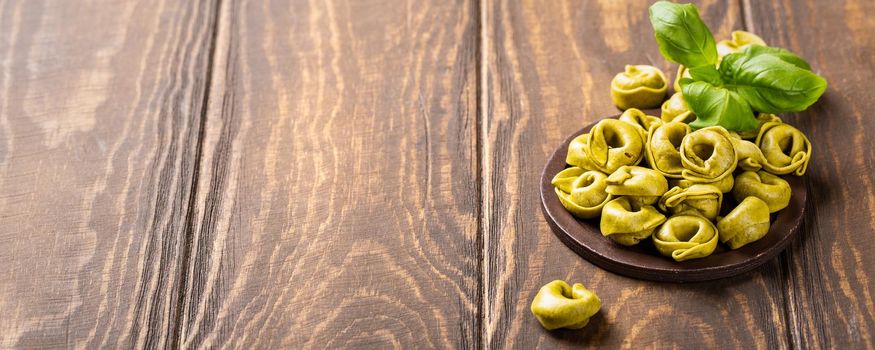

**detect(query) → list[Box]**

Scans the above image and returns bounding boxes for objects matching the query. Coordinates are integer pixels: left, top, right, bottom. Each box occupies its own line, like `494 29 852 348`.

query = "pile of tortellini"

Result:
553 33 812 262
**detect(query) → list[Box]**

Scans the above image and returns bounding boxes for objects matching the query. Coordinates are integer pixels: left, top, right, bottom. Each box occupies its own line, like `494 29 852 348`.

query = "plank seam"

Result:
477 0 488 348
172 0 224 347
740 0 801 348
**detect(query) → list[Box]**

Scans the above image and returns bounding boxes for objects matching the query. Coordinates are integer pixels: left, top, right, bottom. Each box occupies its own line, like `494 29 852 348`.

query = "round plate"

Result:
540 117 807 282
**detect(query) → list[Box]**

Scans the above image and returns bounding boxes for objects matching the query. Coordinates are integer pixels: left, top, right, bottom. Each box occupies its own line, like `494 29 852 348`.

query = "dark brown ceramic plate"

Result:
540 116 807 282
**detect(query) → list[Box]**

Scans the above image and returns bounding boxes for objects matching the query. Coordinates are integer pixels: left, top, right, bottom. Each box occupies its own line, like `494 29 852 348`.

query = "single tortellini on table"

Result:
660 92 696 124
646 121 692 178
728 134 767 172
732 171 792 213
611 65 668 110
680 126 738 185
716 30 767 58
717 197 771 249
530 280 601 330
757 121 812 176
619 108 663 140
605 165 668 206
600 197 666 246
658 184 723 220
653 213 718 262
552 167 613 219
566 119 645 174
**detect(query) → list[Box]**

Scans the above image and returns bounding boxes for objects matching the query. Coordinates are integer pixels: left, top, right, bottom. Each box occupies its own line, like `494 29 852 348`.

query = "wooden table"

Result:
1 0 873 348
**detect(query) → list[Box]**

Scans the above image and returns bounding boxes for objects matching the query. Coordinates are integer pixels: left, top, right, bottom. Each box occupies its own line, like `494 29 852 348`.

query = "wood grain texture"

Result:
0 0 220 348
176 0 481 348
483 0 794 348
746 0 875 348
2 0 874 348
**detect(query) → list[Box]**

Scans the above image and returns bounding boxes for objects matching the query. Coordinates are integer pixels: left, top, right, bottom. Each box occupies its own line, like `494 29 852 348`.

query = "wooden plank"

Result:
483 0 795 347
745 0 875 348
0 0 220 348
176 0 481 347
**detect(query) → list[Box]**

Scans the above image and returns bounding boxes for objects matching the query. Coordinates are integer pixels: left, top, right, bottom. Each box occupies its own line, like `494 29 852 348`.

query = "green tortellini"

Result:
737 113 782 140
659 184 723 220
757 121 812 176
619 108 663 141
680 126 738 184
729 134 767 172
732 171 791 213
611 65 668 110
660 92 696 123
550 36 813 262
673 65 690 94
566 133 592 169
552 167 613 219
645 122 691 178
530 280 601 330
670 175 734 194
605 166 668 206
566 119 645 174
716 30 767 58
600 197 666 246
653 213 718 262
717 197 771 249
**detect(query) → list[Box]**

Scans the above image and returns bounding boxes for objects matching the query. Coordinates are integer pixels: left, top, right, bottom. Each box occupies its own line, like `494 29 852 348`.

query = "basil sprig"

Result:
648 1 827 131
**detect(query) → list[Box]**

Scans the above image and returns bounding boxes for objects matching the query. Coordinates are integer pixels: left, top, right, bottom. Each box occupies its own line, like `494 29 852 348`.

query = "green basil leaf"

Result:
678 77 695 88
682 81 758 131
741 45 811 70
649 1 717 68
720 50 827 113
687 65 722 86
